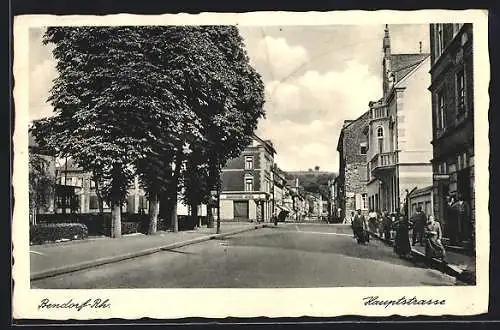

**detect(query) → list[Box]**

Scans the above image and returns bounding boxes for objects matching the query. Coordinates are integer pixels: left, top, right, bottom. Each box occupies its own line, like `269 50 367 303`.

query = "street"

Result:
31 224 457 288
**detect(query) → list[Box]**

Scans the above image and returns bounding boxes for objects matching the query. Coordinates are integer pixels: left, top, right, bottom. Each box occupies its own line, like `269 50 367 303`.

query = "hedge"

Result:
30 223 88 245
36 213 202 236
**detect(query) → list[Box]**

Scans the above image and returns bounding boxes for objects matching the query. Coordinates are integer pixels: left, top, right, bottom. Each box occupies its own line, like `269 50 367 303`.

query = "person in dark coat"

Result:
352 209 369 244
411 206 426 246
382 210 392 242
393 212 412 258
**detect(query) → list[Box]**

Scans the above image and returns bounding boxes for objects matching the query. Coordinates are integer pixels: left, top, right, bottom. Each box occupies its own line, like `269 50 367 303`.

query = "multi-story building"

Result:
428 23 474 247
366 25 433 214
272 165 289 215
54 158 149 215
219 135 276 222
336 112 371 220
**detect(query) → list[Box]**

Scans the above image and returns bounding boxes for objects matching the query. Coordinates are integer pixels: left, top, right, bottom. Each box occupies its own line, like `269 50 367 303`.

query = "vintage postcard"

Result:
12 9 489 320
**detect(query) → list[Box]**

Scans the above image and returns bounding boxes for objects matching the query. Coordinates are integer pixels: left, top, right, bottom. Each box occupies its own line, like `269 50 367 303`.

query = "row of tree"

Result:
30 26 266 237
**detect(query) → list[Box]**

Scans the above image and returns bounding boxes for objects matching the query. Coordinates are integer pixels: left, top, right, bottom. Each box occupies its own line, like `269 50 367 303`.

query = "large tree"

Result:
31 27 164 237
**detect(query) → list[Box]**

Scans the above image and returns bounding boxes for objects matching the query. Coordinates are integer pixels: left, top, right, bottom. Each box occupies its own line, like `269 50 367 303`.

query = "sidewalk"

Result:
368 231 476 285
30 221 264 280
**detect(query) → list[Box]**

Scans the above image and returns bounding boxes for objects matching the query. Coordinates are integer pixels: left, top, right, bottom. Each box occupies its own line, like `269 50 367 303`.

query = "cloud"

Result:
252 36 310 80
29 58 57 121
257 59 381 171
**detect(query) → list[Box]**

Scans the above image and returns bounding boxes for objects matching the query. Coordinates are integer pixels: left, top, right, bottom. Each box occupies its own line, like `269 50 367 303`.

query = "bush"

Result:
30 223 88 245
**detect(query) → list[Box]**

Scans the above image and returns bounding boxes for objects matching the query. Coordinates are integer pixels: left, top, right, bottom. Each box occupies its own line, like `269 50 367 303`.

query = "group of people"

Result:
348 207 446 263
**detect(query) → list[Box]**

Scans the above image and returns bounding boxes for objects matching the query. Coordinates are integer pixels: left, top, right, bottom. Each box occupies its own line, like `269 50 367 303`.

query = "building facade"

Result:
429 23 474 247
219 135 276 222
366 25 433 215
54 158 150 215
336 112 371 220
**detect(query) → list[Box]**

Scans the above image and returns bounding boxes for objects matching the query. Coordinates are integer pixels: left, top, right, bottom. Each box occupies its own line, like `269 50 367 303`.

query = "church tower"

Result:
382 24 393 100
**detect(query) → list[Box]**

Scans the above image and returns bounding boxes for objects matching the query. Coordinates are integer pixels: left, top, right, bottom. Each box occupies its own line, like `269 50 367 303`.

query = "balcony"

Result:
370 151 398 177
371 106 389 121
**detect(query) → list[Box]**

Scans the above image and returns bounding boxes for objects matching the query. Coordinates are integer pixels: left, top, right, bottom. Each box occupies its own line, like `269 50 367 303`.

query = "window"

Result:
362 193 368 210
458 152 468 170
377 126 384 137
244 175 253 192
89 195 99 210
436 24 444 56
360 142 367 155
77 178 83 187
90 180 96 188
437 91 446 130
456 68 466 116
139 196 148 210
245 156 254 170
376 127 384 153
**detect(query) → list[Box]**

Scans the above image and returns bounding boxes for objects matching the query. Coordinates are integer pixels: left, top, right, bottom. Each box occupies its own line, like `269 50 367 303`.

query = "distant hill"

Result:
284 169 336 200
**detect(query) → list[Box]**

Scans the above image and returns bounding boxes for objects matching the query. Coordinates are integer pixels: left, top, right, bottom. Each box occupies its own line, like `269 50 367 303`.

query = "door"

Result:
233 201 249 221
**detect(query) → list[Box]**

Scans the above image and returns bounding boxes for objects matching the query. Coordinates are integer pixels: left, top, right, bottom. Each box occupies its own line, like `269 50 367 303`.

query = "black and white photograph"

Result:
12 10 489 319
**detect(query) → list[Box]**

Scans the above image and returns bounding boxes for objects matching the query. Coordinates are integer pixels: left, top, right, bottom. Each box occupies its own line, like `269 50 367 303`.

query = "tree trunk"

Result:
207 206 214 229
148 193 160 235
111 202 122 238
160 194 173 230
169 154 182 233
190 202 199 228
171 190 178 233
94 178 104 215
216 194 221 234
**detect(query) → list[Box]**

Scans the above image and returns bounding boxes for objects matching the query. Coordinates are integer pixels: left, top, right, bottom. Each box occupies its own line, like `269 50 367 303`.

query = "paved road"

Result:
31 224 457 288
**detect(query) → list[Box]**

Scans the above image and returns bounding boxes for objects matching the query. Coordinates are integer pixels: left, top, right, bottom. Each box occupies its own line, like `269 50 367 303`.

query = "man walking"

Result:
411 206 426 246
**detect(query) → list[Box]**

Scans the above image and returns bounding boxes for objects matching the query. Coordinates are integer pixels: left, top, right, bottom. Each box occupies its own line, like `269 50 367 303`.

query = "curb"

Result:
31 224 266 281
367 231 474 284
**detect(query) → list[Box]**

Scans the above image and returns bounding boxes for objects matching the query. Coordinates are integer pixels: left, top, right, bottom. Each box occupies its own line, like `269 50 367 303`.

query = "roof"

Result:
252 133 276 155
390 53 430 83
336 110 371 152
409 185 433 197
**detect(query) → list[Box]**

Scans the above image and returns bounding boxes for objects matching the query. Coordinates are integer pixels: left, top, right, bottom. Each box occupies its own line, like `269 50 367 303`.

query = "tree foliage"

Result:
31 26 265 236
29 154 55 224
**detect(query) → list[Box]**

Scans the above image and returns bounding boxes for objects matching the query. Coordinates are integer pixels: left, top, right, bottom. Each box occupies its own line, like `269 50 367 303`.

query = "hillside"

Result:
284 169 336 200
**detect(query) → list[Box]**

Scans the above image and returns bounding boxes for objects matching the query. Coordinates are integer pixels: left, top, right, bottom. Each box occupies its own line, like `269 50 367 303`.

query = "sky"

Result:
28 24 430 173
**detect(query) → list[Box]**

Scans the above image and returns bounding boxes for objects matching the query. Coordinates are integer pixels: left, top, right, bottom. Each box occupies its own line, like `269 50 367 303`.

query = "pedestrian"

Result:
377 211 384 237
273 209 278 226
381 210 392 242
368 208 377 233
352 209 369 244
392 211 412 258
410 206 426 246
424 215 446 263
350 211 357 237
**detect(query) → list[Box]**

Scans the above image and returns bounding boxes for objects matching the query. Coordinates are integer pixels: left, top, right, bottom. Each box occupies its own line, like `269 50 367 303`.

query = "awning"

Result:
277 204 292 212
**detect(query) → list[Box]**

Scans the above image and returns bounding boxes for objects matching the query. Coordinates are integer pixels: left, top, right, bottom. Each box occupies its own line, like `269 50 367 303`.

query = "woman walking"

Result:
393 212 412 258
424 215 446 263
